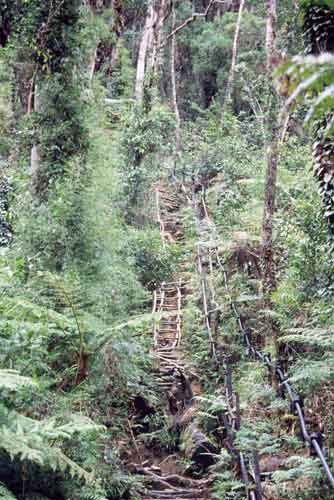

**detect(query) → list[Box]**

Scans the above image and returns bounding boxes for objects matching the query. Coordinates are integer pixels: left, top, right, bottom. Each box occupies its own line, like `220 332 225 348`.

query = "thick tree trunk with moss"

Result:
148 0 170 77
91 0 125 78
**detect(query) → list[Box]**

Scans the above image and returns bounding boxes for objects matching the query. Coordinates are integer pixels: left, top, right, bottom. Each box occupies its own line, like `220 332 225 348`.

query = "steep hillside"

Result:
0 1 334 499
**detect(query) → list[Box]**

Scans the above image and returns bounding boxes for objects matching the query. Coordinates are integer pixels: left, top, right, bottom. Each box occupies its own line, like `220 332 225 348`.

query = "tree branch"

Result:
162 0 226 46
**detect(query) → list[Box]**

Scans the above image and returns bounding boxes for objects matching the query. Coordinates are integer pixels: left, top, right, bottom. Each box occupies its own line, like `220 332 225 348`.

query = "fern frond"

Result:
94 309 177 350
36 271 88 311
0 483 17 499
272 455 321 483
281 327 334 348
0 412 104 483
50 414 105 436
289 357 334 391
0 370 36 390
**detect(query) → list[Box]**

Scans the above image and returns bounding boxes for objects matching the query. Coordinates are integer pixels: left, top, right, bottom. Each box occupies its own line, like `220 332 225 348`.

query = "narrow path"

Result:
154 184 186 392
153 279 185 392
139 183 211 500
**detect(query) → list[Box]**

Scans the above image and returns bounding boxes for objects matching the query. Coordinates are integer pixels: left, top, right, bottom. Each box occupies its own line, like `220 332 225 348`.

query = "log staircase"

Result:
153 184 188 394
140 183 210 500
153 280 184 392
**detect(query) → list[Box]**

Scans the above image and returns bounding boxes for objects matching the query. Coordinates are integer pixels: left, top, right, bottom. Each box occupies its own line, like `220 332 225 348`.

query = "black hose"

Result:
193 195 333 494
230 290 334 488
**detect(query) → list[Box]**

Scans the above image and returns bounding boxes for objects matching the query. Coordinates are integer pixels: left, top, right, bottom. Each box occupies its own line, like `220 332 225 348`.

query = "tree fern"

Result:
0 272 95 385
36 272 86 359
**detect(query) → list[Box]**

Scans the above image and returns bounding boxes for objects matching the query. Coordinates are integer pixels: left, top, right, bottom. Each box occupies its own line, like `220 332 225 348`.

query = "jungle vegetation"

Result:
0 0 334 499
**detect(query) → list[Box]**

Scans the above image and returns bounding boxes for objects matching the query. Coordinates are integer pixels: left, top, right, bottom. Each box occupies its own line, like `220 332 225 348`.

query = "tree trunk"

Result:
266 0 277 70
149 0 170 78
261 0 280 358
135 1 156 103
302 5 334 236
223 0 246 107
89 46 98 82
29 80 41 196
89 0 125 79
149 0 163 71
261 132 278 295
171 3 182 159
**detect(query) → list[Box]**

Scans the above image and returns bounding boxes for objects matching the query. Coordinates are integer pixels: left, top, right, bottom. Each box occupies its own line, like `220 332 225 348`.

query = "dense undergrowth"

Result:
0 0 334 499
177 114 334 498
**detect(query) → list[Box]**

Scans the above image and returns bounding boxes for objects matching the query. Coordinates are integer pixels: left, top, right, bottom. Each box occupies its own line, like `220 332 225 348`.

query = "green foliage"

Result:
0 483 17 500
181 111 264 238
282 54 334 123
34 78 88 179
1 1 334 499
125 228 181 289
282 0 334 241
0 273 96 384
0 406 103 483
121 103 174 163
174 6 266 113
96 328 156 402
107 47 135 98
272 455 325 499
190 12 265 108
289 357 334 392
0 66 12 157
299 0 334 10
139 414 179 452
212 471 244 500
3 0 88 178
0 175 12 246
211 448 245 498
117 102 174 219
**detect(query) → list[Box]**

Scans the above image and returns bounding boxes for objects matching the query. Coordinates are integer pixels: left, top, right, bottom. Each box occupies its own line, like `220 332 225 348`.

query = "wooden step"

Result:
156 337 178 341
158 328 179 333
143 488 206 498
